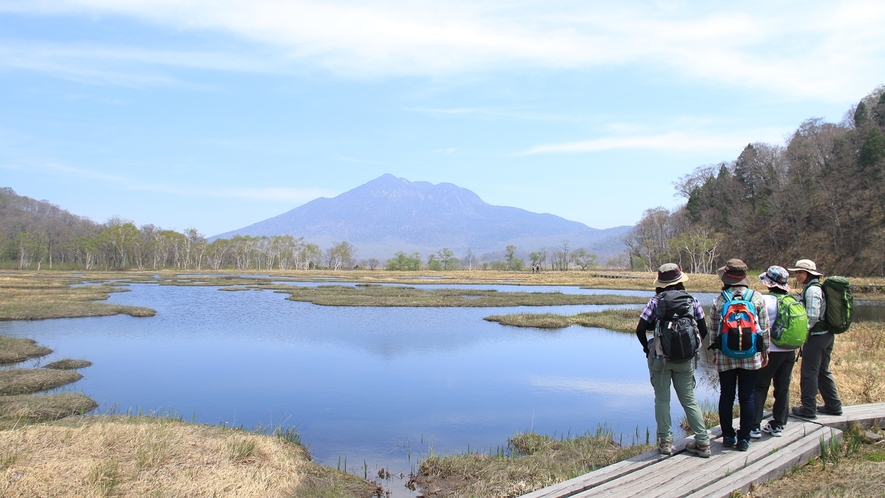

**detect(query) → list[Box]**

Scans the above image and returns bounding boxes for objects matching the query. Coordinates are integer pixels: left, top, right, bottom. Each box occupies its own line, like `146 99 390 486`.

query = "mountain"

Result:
213 174 632 261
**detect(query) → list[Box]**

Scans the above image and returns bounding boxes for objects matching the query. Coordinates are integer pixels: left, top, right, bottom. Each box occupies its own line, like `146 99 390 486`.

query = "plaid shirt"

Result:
709 286 770 372
801 278 827 335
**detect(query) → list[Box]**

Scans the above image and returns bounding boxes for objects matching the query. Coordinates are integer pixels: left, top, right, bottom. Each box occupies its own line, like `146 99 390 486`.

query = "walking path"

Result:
521 402 885 498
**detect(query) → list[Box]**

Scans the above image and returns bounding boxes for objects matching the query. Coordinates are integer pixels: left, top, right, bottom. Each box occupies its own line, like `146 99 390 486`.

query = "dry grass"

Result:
0 336 52 365
269 285 648 308
0 369 83 396
0 273 155 320
484 308 638 332
0 393 99 426
44 359 94 370
0 415 379 498
412 428 652 498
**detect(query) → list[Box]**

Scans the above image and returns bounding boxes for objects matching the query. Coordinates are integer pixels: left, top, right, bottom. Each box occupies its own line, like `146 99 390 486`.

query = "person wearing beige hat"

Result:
789 259 843 419
709 258 770 452
635 263 711 458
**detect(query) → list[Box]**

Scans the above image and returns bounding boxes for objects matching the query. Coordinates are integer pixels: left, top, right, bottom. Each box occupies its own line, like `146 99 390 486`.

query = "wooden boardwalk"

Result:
521 402 885 498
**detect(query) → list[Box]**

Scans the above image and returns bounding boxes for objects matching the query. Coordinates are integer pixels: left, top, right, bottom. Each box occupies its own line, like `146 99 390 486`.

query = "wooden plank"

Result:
688 425 841 498
570 422 818 498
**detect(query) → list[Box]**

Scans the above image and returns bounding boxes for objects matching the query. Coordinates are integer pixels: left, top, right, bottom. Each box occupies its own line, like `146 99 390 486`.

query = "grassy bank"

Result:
0 273 155 320
0 415 379 498
412 427 653 497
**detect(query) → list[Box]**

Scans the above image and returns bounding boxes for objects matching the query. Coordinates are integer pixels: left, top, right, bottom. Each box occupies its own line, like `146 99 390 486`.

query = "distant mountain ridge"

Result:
213 174 631 260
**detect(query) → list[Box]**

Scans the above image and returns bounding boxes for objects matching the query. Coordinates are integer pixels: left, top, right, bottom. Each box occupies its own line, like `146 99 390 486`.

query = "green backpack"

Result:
816 276 854 334
771 294 808 348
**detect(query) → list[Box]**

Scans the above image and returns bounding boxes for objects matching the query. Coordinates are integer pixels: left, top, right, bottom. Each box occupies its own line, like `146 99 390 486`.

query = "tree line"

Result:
624 85 885 277
0 188 601 271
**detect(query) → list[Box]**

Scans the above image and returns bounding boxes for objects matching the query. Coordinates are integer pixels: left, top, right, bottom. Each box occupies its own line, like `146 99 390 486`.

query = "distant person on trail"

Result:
789 259 843 419
635 263 711 458
709 258 770 452
751 266 797 439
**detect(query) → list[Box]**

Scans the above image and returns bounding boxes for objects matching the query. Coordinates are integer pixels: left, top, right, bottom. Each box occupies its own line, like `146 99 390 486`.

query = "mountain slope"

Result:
214 174 631 260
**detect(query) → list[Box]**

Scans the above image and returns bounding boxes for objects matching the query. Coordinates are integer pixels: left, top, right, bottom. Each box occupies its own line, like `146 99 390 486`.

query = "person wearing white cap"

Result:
789 259 843 419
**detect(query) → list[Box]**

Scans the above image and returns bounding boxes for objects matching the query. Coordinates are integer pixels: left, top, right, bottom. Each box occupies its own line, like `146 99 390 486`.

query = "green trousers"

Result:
648 356 710 445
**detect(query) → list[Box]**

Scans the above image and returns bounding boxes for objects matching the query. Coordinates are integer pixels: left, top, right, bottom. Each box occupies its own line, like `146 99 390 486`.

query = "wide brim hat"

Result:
717 258 751 286
759 265 791 292
788 259 823 277
653 263 689 288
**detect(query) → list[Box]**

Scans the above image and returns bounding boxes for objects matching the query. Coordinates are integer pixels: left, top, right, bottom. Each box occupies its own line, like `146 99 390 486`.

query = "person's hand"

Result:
761 352 769 368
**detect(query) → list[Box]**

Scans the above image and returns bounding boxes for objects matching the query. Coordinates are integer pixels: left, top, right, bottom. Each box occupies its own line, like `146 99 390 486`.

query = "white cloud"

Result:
0 1 883 98
521 128 790 155
10 160 332 202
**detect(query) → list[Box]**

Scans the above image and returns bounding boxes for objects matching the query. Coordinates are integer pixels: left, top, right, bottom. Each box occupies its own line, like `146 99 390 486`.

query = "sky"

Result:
1 1 884 237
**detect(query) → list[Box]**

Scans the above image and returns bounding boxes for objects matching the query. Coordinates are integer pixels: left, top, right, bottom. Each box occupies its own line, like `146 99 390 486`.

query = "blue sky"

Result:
2 1 884 237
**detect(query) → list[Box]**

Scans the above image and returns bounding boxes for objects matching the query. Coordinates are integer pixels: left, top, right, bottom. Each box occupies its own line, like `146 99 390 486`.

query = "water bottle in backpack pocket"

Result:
716 289 763 359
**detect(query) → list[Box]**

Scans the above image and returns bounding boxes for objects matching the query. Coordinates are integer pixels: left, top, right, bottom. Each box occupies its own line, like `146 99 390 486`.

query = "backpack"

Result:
654 290 700 362
717 288 762 359
811 277 853 334
771 294 808 348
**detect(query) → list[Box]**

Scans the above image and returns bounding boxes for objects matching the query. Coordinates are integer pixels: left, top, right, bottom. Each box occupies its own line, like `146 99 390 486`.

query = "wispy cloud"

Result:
4 160 331 202
1 0 882 98
521 128 789 155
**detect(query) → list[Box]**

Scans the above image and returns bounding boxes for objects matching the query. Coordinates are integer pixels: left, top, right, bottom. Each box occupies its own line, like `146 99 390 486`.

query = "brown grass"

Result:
0 336 52 365
271 285 649 308
0 274 155 320
0 415 379 498
0 369 83 396
484 308 638 332
413 429 652 498
43 359 94 370
0 393 98 425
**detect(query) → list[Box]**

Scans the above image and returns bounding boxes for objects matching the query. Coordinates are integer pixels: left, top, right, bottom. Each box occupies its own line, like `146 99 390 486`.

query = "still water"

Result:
2 283 722 495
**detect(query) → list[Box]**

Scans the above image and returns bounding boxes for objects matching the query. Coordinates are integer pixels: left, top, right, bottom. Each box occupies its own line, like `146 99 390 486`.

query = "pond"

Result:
0 283 753 496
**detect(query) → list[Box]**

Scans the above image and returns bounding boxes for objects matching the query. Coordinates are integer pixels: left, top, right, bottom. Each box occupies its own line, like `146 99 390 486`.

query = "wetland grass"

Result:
0 336 52 365
412 427 653 498
0 369 83 396
0 273 154 320
43 359 93 370
271 285 649 307
0 415 380 498
0 393 99 426
484 308 639 332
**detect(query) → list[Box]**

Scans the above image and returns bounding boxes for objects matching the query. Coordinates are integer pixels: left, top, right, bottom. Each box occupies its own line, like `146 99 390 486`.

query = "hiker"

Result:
709 258 770 452
790 259 843 418
635 263 711 458
751 266 800 438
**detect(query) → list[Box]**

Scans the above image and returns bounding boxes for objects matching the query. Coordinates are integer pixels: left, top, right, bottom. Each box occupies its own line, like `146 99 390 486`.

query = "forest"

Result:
624 85 885 277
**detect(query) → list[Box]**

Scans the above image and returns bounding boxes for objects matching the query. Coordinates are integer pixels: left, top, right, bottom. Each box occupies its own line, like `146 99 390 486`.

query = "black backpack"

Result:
654 290 700 361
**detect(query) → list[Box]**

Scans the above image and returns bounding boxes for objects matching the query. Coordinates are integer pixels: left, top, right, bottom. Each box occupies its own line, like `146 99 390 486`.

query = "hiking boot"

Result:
762 423 783 437
736 438 750 452
749 428 762 439
685 441 711 458
722 436 735 448
817 405 843 416
658 439 672 456
791 406 817 419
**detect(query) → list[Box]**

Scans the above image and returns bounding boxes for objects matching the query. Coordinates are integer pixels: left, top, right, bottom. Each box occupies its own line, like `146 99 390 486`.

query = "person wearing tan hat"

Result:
635 263 711 458
709 258 770 452
789 259 843 418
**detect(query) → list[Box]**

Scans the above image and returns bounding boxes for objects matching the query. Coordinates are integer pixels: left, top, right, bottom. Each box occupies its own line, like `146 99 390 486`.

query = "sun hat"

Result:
717 258 751 286
653 263 689 288
788 259 823 277
759 265 791 292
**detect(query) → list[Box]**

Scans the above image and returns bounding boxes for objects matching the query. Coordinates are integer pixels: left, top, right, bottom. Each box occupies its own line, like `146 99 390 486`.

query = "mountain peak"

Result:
213 176 630 259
